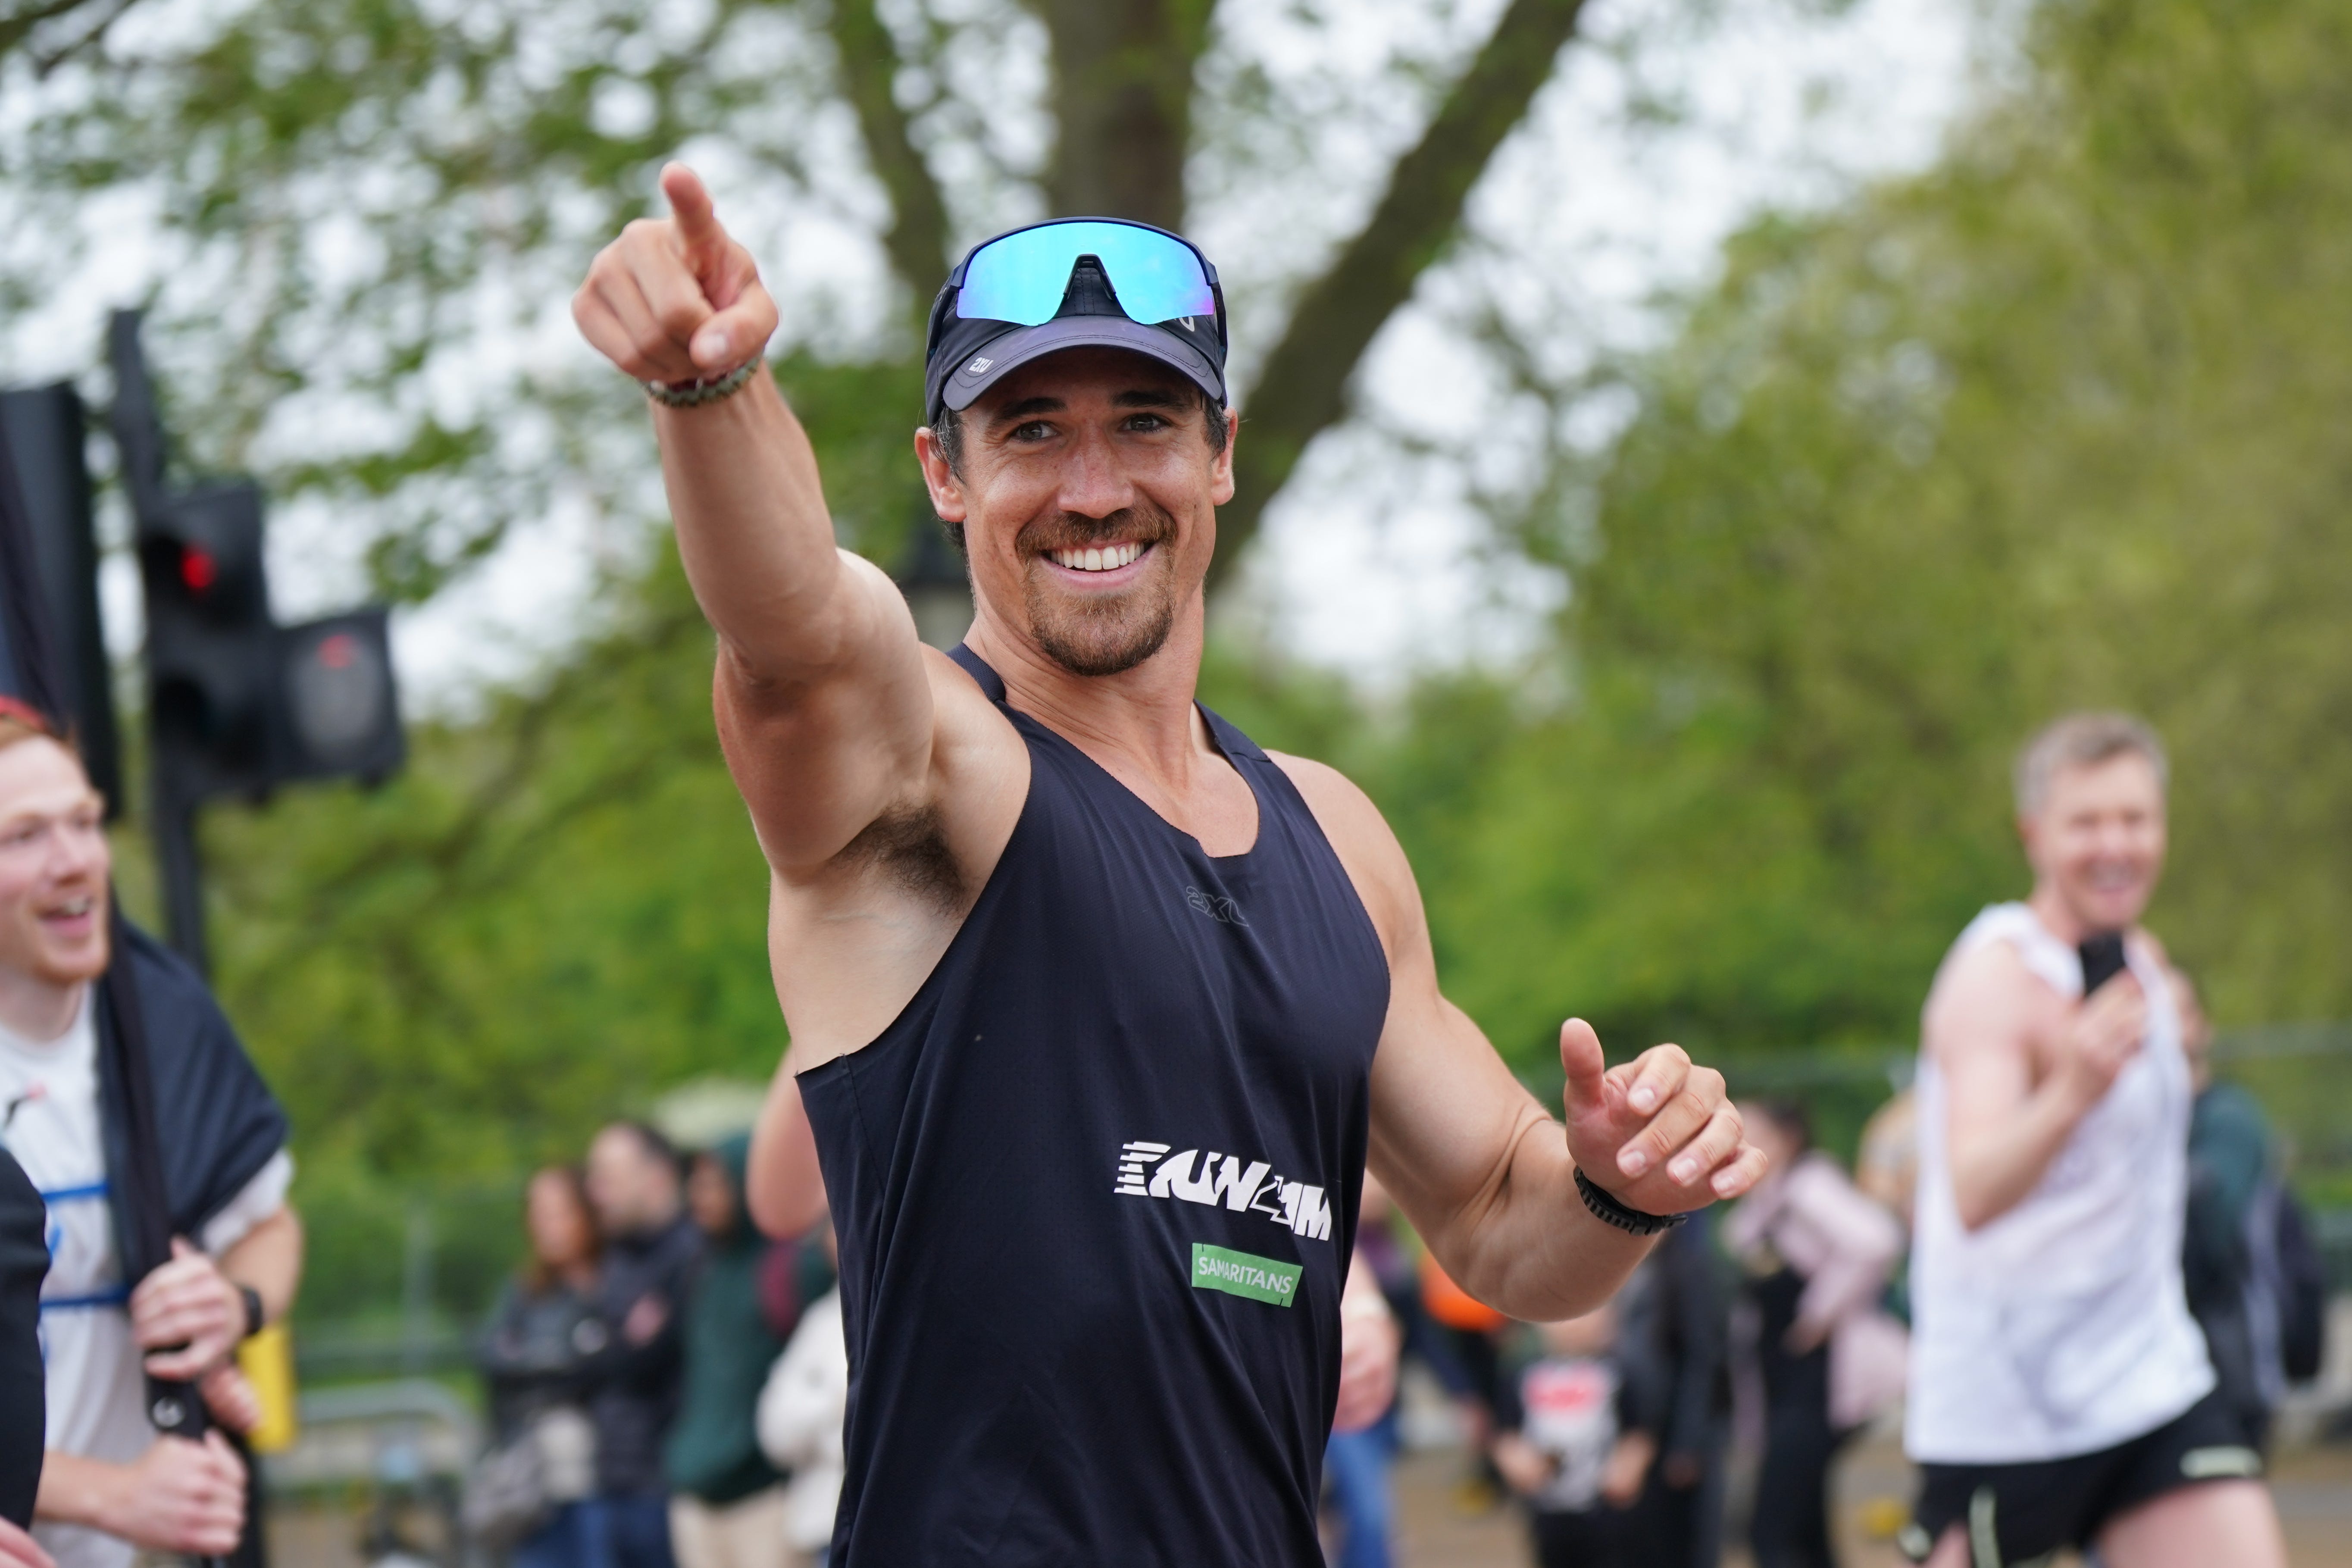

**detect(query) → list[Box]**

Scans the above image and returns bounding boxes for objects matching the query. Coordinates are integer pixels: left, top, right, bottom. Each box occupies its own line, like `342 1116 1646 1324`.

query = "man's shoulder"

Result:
1922 930 2051 1061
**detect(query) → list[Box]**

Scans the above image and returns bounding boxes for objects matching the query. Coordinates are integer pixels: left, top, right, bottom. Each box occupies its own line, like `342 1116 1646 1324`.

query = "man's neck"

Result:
0 968 88 1045
965 598 1217 787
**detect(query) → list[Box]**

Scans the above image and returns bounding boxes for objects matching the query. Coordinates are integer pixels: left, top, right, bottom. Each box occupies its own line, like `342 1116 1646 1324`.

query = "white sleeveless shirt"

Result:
1904 903 2212 1463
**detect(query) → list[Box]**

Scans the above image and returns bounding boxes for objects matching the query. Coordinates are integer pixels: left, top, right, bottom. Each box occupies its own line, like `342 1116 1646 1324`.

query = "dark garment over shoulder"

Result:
0 1147 47 1527
799 647 1391 1567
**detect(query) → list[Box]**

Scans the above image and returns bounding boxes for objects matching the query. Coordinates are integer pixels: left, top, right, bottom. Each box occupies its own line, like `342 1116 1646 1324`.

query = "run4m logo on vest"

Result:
1113 1141 1332 1241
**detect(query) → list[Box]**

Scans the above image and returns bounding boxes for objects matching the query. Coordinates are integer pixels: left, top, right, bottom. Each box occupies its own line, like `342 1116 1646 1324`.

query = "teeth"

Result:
1050 542 1144 572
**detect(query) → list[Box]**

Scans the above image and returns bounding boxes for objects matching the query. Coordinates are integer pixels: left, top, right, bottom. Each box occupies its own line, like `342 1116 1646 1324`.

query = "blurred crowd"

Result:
1319 987 2321 1568
469 1123 843 1568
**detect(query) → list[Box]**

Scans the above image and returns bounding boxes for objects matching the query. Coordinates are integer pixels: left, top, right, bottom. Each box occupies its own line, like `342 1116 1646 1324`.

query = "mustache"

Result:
1016 502 1177 557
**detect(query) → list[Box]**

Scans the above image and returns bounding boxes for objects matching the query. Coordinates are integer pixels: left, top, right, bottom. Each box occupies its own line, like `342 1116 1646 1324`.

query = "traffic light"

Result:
0 381 124 811
102 309 406 968
138 477 278 801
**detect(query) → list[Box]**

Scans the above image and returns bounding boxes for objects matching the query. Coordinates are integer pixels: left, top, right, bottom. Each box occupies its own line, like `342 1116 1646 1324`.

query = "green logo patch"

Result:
1191 1243 1302 1307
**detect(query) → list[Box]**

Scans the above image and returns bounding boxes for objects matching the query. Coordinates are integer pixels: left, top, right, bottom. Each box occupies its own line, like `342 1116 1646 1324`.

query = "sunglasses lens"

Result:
957 222 1215 327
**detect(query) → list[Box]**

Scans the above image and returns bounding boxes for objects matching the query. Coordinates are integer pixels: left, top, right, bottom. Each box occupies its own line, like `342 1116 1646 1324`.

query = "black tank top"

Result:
798 647 1391 1565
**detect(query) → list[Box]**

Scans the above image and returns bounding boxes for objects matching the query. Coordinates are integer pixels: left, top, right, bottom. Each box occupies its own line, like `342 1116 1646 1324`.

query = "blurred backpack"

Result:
2244 1179 2328 1396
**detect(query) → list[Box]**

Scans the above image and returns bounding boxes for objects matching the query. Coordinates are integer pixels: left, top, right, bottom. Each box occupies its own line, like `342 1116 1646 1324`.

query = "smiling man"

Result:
0 703 300 1568
1904 714 2285 1568
573 167 1766 1566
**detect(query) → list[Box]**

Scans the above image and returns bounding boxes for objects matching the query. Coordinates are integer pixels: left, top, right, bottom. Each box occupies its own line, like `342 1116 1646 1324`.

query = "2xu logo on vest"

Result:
1114 1141 1332 1241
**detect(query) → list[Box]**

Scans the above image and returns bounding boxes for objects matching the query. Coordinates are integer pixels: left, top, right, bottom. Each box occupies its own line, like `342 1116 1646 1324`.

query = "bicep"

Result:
714 552 941 873
1270 753 1551 1255
1924 947 2036 1145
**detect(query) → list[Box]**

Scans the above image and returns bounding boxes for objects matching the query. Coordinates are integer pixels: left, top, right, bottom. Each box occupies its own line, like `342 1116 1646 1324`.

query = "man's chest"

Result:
0 1058 116 1295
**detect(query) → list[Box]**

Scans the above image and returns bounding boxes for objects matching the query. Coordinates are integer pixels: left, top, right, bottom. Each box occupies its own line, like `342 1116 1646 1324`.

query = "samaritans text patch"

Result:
1191 1243 1302 1307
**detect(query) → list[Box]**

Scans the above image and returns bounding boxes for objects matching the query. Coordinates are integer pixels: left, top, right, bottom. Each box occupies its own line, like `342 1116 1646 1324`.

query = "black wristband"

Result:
238 1283 266 1340
1575 1167 1689 1236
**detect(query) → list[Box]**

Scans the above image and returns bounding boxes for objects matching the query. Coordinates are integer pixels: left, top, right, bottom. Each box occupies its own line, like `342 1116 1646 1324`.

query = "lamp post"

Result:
896 516 973 650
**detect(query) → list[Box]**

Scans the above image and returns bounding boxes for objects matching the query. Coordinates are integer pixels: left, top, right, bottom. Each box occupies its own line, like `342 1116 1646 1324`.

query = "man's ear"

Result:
1209 405 1238 507
915 427 969 523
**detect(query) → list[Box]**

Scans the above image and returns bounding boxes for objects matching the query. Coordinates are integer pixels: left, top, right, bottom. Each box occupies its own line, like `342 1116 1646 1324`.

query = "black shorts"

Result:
1900 1388 2261 1565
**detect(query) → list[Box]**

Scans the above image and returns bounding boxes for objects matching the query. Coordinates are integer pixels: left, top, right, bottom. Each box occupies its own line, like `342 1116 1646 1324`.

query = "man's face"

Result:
0 739 111 992
920 347 1234 678
2020 753 2167 933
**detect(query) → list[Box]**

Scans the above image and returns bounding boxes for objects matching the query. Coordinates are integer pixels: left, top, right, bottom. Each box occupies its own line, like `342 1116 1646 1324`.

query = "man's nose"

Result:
1055 429 1136 520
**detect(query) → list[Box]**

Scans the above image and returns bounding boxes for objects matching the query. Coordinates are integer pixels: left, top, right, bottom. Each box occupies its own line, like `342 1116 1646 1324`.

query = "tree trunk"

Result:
1030 0 1216 230
837 0 1591 592
1214 0 1592 587
828 0 955 315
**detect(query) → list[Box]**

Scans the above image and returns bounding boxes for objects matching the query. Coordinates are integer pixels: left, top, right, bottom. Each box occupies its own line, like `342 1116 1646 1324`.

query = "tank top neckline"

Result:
949 642 1265 864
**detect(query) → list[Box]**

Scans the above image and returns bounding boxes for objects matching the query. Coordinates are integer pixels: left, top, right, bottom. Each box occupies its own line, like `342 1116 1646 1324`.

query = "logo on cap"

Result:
963 356 994 376
1173 317 1196 333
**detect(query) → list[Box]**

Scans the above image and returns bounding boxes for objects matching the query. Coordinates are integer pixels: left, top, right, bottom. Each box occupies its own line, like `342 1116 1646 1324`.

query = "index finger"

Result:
661 162 722 250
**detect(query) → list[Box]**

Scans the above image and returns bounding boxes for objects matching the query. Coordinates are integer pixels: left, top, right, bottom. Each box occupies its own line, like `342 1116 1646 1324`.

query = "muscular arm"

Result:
1926 939 2146 1230
1279 758 1764 1324
574 164 934 875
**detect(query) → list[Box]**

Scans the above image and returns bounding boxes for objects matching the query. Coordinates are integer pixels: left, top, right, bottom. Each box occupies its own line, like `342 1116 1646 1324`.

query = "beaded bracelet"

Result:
644 358 759 409
1575 1167 1688 1236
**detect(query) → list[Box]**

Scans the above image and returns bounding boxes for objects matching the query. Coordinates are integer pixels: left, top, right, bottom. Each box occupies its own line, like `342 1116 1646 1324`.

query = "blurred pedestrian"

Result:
471 1166 605 1568
1489 1305 1658 1568
1725 1101 1905 1568
3 1147 47 1536
1323 1243 1402 1568
666 1137 801 1568
0 703 299 1568
582 1122 701 1568
2172 970 2303 1453
757 1226 844 1568
1620 1210 1729 1568
1904 714 2283 1568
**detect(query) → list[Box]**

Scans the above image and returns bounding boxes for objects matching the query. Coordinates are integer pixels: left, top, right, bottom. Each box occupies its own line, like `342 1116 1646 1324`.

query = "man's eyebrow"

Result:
1113 388 1187 410
988 395 1066 426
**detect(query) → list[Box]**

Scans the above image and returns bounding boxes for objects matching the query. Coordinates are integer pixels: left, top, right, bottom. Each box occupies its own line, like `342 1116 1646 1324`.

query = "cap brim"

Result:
939 316 1226 414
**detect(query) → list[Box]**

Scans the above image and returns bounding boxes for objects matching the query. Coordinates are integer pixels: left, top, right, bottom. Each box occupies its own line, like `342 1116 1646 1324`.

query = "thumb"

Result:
1560 1018 1611 1121
662 162 725 259
169 1236 197 1262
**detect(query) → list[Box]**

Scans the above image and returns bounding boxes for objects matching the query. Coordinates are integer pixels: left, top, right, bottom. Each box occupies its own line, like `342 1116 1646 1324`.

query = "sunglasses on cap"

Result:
948 219 1223 333
925 219 1229 424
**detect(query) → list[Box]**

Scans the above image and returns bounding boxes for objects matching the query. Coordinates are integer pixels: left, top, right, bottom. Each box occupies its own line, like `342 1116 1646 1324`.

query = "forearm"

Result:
219 1207 302 1325
1432 1116 1656 1322
35 1454 122 1531
653 377 866 679
1951 1079 2089 1229
748 1066 827 1240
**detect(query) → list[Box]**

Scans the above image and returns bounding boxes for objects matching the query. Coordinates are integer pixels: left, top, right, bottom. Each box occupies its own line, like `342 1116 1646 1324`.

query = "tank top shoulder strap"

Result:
947 643 1006 703
1952 901 2081 997
1197 705 1267 764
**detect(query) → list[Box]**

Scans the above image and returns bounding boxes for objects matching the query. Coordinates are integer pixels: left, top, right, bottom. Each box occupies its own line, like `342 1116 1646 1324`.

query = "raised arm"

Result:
1277 757 1765 1324
572 163 935 871
1924 939 2145 1230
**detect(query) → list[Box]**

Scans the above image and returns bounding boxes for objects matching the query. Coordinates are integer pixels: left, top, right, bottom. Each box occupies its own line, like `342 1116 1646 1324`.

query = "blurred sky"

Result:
6 0 1995 709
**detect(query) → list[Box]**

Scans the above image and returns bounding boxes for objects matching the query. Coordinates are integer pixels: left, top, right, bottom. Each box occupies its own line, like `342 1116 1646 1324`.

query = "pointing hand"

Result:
573 163 779 385
1559 1018 1767 1218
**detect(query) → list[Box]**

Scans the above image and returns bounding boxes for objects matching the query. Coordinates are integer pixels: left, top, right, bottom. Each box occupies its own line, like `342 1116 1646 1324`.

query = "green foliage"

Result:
1470 0 2352 1053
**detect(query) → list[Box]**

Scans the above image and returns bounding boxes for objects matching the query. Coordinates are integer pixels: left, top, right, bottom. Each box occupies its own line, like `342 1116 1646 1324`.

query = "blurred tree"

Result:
1438 0 2352 1060
1 0 1600 595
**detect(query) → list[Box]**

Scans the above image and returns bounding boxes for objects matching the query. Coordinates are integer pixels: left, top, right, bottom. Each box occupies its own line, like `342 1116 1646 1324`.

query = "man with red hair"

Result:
0 704 300 1568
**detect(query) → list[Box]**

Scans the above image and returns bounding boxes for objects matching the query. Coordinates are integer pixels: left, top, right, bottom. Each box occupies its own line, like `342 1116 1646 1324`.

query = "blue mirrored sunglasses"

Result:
954 220 1218 328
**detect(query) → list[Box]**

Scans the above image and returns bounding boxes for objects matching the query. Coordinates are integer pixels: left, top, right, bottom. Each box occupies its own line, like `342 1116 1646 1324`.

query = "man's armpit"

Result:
834 802 967 917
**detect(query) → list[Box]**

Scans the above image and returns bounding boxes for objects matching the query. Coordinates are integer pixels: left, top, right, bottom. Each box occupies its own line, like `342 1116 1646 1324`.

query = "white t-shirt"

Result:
0 990 292 1568
1516 1355 1620 1514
